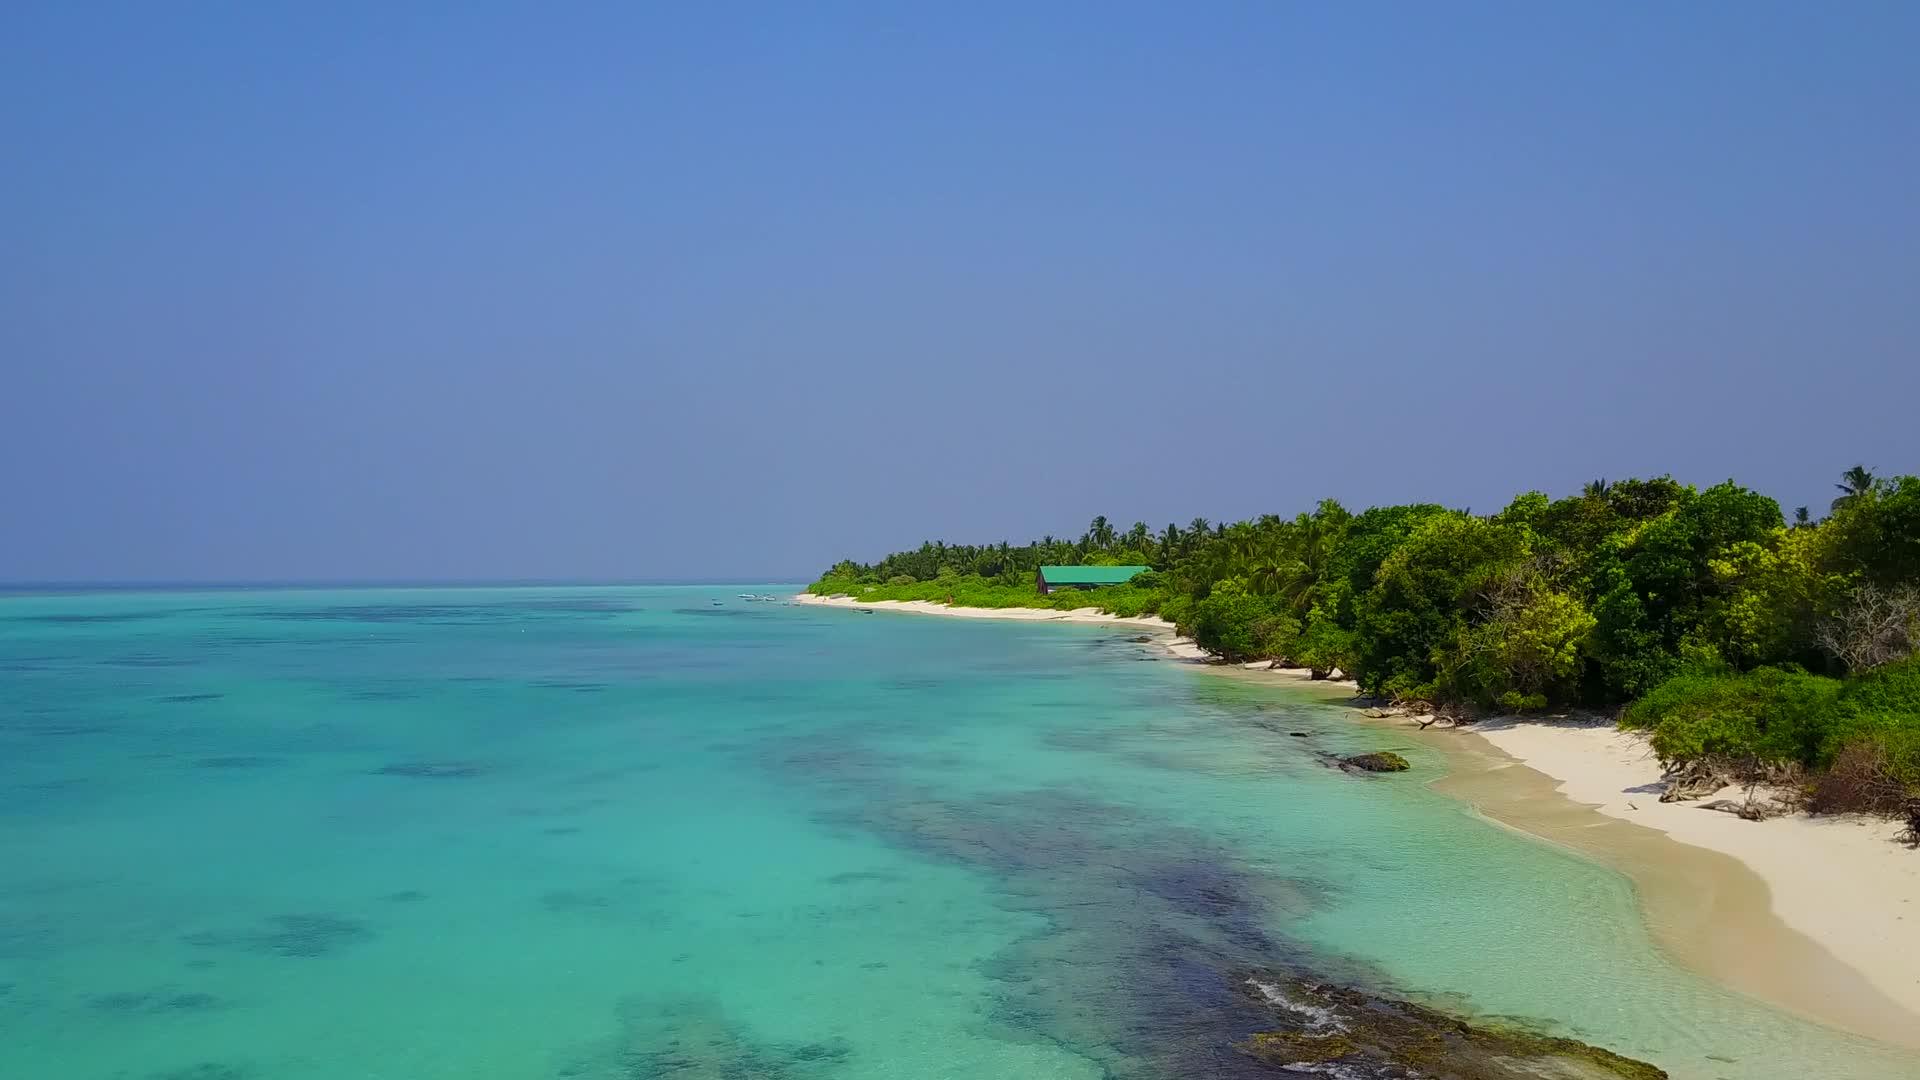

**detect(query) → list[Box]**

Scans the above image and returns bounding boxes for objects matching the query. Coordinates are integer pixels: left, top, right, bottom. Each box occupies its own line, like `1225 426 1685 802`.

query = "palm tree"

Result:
1151 523 1180 570
1793 506 1811 527
1215 522 1291 596
1832 465 1878 512
1583 479 1611 498
1185 518 1212 558
1085 516 1116 551
1273 507 1343 615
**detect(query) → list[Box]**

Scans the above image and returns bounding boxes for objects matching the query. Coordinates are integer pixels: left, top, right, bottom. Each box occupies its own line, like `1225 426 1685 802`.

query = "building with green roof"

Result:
1035 565 1150 594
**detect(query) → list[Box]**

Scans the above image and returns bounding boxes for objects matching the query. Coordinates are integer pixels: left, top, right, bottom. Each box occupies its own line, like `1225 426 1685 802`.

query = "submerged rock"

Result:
1236 974 1668 1079
1341 751 1411 773
184 913 373 958
556 995 849 1079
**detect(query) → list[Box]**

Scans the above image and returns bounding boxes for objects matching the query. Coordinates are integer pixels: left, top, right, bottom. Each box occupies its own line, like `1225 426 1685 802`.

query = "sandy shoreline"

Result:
1450 719 1920 1045
791 591 1176 629
795 591 1920 1048
794 592 1363 690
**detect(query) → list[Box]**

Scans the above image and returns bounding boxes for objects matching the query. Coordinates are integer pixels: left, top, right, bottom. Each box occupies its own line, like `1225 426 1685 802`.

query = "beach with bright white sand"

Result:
792 592 1175 628
796 591 1920 1048
1455 719 1920 1043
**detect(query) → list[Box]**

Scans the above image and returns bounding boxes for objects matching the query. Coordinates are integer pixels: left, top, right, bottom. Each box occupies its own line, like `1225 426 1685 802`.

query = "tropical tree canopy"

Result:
811 466 1920 813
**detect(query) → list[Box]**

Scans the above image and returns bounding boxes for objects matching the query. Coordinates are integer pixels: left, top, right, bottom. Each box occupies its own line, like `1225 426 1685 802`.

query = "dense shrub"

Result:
1624 659 1920 812
1621 666 1843 769
1808 738 1918 815
1073 584 1161 618
1820 657 1920 792
1828 654 1920 719
1128 570 1166 592
1294 606 1356 680
1182 579 1297 662
1156 592 1195 631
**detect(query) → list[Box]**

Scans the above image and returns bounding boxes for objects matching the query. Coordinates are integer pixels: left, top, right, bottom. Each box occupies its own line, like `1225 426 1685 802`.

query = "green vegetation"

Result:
1622 658 1920 813
1622 665 1846 770
809 572 1168 618
811 469 1920 814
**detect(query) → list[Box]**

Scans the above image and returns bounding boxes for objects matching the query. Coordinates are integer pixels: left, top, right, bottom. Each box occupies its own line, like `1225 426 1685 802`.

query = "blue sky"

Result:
3 3 1916 582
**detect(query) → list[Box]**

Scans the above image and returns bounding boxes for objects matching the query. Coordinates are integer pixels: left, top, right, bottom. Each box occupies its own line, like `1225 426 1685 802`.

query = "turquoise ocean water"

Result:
1 585 1913 1080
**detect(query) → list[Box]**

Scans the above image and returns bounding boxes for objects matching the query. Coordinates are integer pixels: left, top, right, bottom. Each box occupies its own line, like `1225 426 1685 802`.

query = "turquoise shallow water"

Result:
1 585 1914 1080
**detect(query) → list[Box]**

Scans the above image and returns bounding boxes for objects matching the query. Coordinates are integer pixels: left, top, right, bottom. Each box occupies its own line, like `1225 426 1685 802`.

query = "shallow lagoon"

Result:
1 586 1912 1079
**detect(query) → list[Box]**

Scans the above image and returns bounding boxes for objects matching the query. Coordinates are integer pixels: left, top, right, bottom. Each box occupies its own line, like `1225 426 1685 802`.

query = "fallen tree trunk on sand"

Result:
1658 760 1732 803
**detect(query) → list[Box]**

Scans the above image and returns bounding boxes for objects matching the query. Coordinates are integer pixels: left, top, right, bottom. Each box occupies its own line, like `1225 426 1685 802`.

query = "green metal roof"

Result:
1037 565 1150 585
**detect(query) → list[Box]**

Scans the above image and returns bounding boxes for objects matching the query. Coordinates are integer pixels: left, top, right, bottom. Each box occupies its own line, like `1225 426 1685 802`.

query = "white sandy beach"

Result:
794 593 1363 689
1468 720 1920 1024
792 592 1176 629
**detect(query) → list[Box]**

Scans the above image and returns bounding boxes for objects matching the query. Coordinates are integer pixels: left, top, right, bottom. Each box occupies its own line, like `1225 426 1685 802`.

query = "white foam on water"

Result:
1276 1062 1380 1079
1246 978 1347 1032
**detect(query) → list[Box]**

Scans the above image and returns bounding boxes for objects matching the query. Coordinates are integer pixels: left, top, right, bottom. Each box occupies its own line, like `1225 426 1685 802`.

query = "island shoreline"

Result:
793 592 1362 689
791 591 1176 629
1437 720 1920 1048
794 591 1920 1050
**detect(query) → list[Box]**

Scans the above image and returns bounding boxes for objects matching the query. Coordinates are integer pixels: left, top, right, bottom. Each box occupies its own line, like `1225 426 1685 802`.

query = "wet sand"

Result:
1425 725 1920 1050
